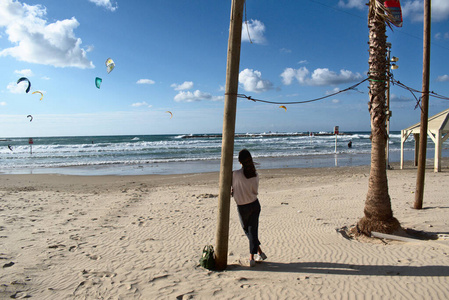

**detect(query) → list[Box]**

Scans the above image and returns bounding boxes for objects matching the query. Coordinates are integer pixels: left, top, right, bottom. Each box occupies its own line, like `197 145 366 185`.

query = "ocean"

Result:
1 131 447 175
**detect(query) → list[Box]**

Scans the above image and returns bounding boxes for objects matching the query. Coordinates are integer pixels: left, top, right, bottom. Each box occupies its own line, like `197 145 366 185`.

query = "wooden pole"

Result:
334 134 337 153
414 0 431 209
215 0 244 271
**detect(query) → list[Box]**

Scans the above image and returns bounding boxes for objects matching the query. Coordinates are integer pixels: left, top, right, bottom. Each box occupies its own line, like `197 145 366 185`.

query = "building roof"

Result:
400 107 449 172
403 108 449 134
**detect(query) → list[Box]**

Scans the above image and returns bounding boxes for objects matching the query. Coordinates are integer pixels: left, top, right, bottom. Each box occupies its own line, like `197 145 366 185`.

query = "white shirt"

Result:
232 168 259 206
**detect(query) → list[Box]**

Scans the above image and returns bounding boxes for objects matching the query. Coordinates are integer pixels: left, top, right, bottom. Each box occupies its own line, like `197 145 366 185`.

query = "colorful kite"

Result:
279 105 287 112
17 77 31 93
32 91 43 101
105 58 115 74
166 111 173 119
95 77 102 89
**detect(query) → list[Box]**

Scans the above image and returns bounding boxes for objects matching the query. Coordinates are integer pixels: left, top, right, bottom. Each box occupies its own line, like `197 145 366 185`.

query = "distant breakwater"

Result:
181 132 350 139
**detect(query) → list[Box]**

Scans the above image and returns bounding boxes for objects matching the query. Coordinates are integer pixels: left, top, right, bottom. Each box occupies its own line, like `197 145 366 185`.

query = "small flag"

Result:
384 0 403 27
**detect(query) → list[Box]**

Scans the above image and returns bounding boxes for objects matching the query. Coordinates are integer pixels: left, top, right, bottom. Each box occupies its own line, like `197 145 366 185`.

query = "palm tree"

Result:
357 0 401 235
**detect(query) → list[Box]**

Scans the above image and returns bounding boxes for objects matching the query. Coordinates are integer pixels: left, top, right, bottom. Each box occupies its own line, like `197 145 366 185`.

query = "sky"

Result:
1 0 449 137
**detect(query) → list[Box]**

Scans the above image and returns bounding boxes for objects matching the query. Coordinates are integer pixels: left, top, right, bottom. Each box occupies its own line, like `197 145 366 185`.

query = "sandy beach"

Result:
1 163 449 299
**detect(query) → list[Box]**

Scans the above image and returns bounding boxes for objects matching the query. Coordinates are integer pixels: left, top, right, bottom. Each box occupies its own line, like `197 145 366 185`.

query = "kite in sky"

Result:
166 111 173 119
95 77 102 89
279 105 287 112
105 58 115 74
17 77 31 93
27 115 33 122
32 91 43 100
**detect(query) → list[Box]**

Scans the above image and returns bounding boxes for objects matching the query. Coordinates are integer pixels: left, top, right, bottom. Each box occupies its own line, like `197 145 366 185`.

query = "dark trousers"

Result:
237 199 261 254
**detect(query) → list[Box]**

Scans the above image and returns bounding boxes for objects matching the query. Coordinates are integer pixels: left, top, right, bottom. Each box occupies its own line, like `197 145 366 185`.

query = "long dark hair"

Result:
238 149 257 179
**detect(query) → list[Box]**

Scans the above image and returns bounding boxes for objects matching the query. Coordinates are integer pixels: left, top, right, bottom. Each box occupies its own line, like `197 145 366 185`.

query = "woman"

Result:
232 149 267 267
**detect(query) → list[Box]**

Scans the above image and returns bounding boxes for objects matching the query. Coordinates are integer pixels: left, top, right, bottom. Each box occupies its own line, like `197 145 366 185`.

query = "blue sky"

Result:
1 0 448 137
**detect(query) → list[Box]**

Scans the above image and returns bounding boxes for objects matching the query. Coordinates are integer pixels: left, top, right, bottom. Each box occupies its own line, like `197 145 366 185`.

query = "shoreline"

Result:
3 132 448 177
180 132 352 138
1 150 441 176
0 160 446 192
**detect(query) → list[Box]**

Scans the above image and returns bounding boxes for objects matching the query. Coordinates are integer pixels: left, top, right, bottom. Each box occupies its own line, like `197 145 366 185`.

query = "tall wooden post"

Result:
414 0 431 209
386 44 391 170
215 0 245 271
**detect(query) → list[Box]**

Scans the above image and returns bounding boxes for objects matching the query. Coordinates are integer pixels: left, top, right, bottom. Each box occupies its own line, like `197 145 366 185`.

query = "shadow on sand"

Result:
228 261 449 277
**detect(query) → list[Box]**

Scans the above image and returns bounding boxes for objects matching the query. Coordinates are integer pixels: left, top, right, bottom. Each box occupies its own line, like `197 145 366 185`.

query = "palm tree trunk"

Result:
357 0 401 236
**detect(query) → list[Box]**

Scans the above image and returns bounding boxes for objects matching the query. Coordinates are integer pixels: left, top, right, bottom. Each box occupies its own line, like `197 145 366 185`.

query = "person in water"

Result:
231 149 267 267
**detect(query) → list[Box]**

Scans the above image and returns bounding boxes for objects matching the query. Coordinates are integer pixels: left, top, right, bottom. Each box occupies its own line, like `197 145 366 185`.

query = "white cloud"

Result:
436 74 449 82
131 101 152 108
402 0 449 22
14 69 33 77
0 102 7 106
7 81 27 94
281 67 362 86
402 0 426 21
437 32 449 39
136 79 155 85
327 87 341 95
242 19 266 44
88 0 118 12
171 81 194 91
0 0 94 68
338 0 366 10
339 0 449 21
174 90 222 102
280 67 309 85
239 68 273 93
332 99 340 104
298 60 308 64
280 48 291 54
310 68 362 86
391 94 413 102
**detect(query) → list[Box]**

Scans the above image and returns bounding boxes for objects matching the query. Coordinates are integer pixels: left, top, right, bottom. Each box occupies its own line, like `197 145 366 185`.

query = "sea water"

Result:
0 132 447 175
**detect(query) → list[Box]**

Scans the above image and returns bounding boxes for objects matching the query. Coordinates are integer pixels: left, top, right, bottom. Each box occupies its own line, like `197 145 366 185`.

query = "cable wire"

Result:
233 78 369 105
229 77 449 109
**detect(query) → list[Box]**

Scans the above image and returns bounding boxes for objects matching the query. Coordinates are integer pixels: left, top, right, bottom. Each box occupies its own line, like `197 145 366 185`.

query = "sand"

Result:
1 164 449 299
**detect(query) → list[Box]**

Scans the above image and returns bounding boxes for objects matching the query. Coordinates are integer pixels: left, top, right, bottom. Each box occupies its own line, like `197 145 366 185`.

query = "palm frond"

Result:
368 0 396 29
